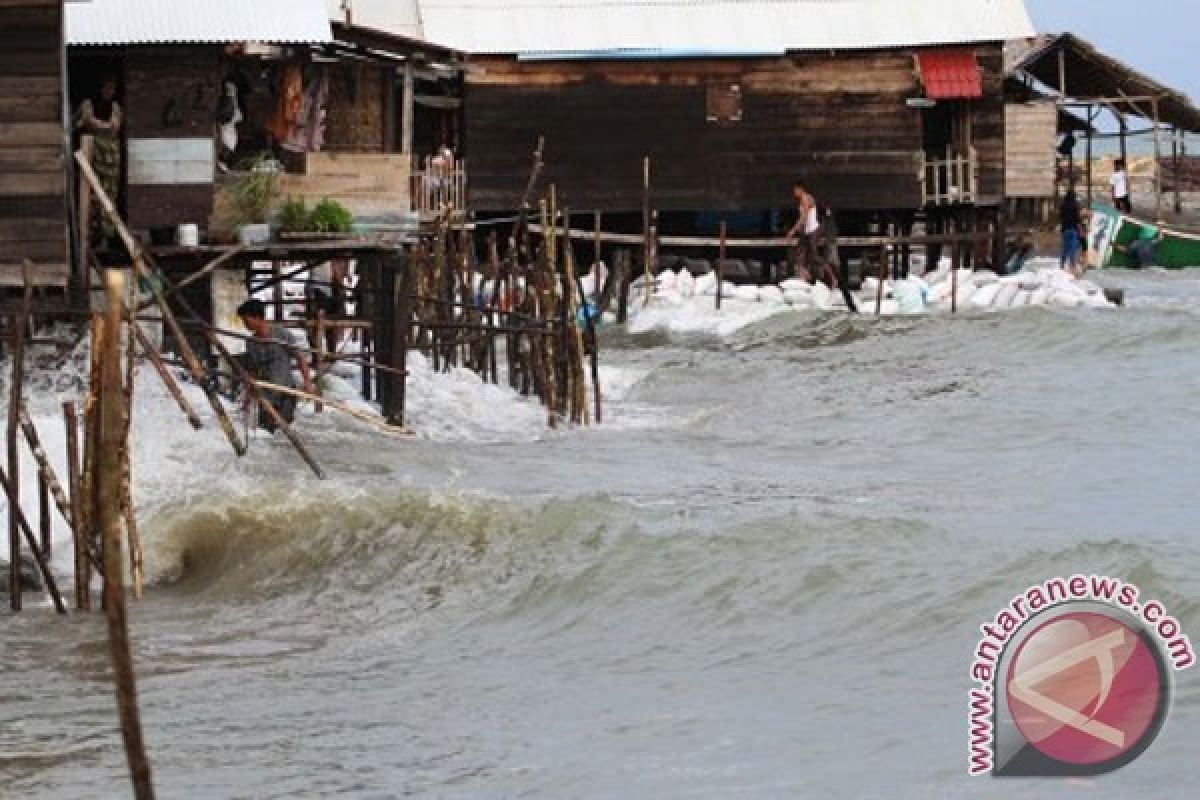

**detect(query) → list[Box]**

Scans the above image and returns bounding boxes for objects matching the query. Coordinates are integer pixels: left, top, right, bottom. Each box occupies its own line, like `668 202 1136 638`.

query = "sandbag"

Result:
733 285 760 302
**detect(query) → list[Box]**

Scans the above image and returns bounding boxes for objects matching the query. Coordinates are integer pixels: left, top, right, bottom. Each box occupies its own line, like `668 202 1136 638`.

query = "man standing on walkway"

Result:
1110 158 1133 213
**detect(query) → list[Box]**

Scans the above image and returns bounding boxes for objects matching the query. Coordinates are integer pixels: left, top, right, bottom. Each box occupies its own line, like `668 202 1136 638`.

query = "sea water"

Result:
2 269 1198 798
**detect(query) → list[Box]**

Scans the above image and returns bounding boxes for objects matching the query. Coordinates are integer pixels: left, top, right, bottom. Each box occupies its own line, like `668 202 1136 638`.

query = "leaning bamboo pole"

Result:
76 152 246 458
122 282 144 600
97 270 155 799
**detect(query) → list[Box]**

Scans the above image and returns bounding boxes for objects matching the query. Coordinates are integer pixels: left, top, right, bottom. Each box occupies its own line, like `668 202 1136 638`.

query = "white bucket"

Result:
177 223 199 247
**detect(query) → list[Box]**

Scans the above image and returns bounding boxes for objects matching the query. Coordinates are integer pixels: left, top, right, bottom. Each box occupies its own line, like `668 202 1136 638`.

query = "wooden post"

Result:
389 257 413 428
1118 112 1129 185
875 244 887 316
642 157 652 305
1085 105 1094 205
38 473 50 559
0 464 67 614
78 137 94 304
1172 128 1181 215
401 64 415 157
8 260 32 610
98 270 155 800
1152 97 1164 220
314 310 326 414
64 402 87 610
716 221 726 311
951 230 961 315
18 411 73 536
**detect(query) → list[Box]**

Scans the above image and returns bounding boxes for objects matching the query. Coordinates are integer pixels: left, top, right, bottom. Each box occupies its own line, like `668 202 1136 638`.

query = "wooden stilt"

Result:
7 260 32 611
98 269 155 800
64 402 87 610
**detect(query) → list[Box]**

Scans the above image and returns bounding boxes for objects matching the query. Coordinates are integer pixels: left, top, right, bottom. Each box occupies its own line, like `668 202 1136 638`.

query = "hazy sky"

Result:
1026 0 1197 102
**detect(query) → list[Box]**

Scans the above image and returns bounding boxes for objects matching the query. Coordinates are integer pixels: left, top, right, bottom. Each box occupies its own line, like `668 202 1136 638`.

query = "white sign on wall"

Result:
127 138 215 186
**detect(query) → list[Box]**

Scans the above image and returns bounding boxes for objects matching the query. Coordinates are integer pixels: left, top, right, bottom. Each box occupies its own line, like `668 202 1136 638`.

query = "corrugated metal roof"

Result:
328 0 424 41
67 0 333 45
418 0 1036 56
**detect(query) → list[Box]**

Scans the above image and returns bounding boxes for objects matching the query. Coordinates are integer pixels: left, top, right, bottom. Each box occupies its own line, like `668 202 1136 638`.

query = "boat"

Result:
1088 204 1200 269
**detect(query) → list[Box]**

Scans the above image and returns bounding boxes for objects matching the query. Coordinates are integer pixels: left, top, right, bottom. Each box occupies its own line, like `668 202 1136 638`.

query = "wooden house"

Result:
61 0 464 249
413 0 1035 234
1 0 68 292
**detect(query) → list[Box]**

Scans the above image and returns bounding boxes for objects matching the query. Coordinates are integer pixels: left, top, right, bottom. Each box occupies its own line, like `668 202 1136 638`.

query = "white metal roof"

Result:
67 0 333 45
328 0 424 40
417 0 1036 57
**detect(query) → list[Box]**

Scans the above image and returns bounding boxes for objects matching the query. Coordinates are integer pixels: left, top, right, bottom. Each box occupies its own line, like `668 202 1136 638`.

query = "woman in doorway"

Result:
75 74 123 247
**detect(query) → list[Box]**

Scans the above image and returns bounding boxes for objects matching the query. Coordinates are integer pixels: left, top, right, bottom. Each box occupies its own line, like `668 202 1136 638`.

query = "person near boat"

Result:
1116 224 1165 269
75 74 122 246
1059 189 1086 274
236 300 314 432
1110 158 1133 213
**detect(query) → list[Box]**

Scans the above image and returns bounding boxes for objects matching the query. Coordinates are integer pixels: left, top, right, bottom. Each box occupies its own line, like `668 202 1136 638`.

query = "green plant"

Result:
277 196 310 233
230 152 280 225
309 198 354 233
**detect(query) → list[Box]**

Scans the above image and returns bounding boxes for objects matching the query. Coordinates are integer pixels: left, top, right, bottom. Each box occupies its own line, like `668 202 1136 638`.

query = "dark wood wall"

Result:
465 44 1006 214
972 46 1006 206
0 0 67 288
124 46 219 230
325 62 387 153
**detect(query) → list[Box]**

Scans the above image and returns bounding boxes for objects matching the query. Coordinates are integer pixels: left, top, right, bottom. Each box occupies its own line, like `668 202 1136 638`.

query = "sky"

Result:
1026 0 1198 102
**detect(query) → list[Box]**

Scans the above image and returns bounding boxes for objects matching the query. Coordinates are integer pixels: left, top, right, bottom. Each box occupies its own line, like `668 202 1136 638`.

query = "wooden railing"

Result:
922 146 978 206
411 156 467 216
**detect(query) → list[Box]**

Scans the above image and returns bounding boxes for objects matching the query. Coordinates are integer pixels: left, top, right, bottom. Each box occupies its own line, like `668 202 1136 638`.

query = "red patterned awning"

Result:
918 49 982 100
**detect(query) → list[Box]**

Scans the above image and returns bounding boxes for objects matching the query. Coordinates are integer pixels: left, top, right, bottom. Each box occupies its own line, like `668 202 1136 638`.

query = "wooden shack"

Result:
419 0 1036 230
64 0 464 244
0 0 68 291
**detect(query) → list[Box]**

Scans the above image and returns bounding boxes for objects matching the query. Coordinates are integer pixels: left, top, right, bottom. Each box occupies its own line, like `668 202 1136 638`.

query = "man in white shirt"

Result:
1110 158 1132 213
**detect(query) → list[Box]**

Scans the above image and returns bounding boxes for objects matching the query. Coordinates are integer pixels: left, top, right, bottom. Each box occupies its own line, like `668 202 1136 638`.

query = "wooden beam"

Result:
400 63 414 156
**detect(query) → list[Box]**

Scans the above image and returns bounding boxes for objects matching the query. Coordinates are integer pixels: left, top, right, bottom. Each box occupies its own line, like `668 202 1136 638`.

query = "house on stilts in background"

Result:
406 0 1035 265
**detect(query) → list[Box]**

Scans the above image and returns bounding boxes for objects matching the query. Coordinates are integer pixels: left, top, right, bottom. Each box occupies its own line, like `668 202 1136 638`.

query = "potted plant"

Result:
230 152 281 245
274 197 356 240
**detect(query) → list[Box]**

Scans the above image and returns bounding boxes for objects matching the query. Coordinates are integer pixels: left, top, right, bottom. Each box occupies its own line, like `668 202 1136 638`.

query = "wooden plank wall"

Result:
124 46 219 231
1005 103 1057 199
465 45 1008 214
0 0 68 288
971 44 1007 206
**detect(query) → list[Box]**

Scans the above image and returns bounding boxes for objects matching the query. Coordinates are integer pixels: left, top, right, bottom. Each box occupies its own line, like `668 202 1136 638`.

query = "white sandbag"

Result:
783 289 812 307
862 276 881 296
759 285 785 306
970 283 1001 308
677 269 697 298
992 283 1020 309
733 285 761 302
970 270 1000 287
876 299 900 316
1029 287 1050 306
658 270 678 293
779 278 810 292
955 285 974 308
893 280 925 314
1049 289 1082 308
811 282 833 310
722 281 737 297
694 271 718 296
1013 290 1032 307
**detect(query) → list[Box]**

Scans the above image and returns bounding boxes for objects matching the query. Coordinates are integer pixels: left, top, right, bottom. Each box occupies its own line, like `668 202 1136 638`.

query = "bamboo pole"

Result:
562 232 589 425
314 310 326 414
716 221 726 311
642 157 652 305
1152 97 1164 220
875 244 887 316
0 464 68 614
38 473 50 558
253 381 414 437
98 270 155 800
64 402 87 610
134 246 246 312
122 291 143 601
75 152 245 457
7 260 32 611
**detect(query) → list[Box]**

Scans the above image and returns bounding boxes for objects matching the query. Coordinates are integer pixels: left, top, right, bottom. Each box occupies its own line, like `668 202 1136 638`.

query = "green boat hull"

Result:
1088 204 1200 269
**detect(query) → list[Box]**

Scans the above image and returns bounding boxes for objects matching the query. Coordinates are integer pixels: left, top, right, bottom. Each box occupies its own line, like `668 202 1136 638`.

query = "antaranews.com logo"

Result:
968 575 1194 777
